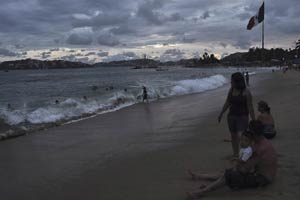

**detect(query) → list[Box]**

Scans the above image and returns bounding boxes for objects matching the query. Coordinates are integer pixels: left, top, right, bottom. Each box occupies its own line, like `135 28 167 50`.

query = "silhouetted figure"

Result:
257 101 276 139
142 86 148 103
218 72 255 157
55 100 59 104
92 85 98 91
245 72 250 86
124 88 128 92
83 96 87 101
7 103 12 111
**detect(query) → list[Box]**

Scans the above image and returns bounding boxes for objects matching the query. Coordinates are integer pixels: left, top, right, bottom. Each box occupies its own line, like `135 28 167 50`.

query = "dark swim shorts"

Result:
227 115 249 133
225 169 270 190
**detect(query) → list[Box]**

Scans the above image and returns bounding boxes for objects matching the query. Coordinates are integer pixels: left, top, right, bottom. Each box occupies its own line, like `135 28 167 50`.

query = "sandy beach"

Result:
1 70 300 200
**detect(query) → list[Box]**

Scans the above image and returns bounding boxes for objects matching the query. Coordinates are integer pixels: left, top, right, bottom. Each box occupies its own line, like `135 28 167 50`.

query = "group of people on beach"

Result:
186 72 277 199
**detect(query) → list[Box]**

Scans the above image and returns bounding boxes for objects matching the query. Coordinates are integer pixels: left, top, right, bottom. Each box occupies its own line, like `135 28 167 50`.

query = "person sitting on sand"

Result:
186 120 277 199
257 101 276 139
188 130 254 180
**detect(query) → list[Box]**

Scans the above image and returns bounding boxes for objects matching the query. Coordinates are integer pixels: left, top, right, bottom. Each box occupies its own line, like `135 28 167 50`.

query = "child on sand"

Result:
231 130 253 169
188 131 253 181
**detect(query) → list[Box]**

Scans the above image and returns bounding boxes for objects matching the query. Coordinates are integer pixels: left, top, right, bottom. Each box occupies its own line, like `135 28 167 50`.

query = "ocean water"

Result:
0 66 274 131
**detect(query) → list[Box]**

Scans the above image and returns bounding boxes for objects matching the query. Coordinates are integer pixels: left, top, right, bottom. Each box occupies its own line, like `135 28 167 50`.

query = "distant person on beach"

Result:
7 103 12 111
257 101 276 139
218 72 255 158
55 100 59 104
245 71 250 86
142 86 148 103
83 96 87 101
186 120 277 199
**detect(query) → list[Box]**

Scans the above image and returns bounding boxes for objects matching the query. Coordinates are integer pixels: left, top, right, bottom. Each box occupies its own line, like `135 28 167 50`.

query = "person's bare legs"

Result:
186 175 226 199
231 132 239 157
187 170 222 181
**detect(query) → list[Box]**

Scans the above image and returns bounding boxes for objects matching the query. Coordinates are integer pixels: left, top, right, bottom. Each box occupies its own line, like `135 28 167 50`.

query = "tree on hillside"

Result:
296 39 300 58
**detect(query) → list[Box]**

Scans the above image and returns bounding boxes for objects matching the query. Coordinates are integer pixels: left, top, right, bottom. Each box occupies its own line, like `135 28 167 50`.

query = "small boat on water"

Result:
155 67 168 71
132 66 142 69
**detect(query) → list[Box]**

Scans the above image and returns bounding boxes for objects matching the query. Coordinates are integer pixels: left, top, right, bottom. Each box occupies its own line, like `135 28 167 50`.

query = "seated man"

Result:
186 120 277 199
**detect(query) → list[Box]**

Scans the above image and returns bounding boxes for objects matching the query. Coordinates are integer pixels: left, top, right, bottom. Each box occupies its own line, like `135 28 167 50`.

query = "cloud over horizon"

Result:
0 0 299 62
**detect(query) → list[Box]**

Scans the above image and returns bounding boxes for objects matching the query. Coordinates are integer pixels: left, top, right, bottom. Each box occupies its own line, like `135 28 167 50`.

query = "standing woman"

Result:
218 72 255 157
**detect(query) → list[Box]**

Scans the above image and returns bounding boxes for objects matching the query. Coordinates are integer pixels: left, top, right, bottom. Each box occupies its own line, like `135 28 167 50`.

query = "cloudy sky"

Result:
0 0 299 63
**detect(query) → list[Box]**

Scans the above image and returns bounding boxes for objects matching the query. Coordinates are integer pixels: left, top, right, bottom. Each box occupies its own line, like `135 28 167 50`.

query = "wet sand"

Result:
1 70 300 199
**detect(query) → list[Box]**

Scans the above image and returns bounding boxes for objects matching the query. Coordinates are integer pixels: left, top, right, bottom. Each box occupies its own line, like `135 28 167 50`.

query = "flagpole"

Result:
261 1 265 67
262 19 264 50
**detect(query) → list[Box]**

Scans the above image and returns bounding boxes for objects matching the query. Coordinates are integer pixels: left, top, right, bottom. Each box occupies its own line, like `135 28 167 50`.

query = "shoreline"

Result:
0 68 272 141
1 70 300 199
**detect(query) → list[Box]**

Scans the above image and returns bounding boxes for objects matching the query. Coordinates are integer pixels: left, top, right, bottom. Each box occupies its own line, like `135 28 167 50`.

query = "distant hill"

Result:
220 47 298 66
0 59 91 70
93 59 160 68
1 47 298 70
221 52 246 62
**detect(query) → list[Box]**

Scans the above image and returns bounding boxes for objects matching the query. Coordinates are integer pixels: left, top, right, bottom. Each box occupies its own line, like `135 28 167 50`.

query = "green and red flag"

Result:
247 2 264 30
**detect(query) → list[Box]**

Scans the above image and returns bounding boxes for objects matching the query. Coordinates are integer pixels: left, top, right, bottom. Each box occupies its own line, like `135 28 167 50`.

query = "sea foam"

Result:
0 74 228 126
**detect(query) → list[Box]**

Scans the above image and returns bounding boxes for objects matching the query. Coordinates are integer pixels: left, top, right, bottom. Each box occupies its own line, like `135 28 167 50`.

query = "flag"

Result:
247 2 264 30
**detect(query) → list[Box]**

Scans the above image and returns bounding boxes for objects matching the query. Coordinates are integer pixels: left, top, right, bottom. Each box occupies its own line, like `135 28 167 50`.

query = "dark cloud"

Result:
60 54 92 63
66 33 93 45
50 48 60 51
97 51 109 57
85 52 96 56
136 0 182 25
122 52 137 57
97 33 120 46
66 28 93 45
201 11 211 20
40 51 52 59
71 12 131 29
167 13 184 21
236 12 251 21
219 42 228 48
103 51 139 62
110 25 136 35
14 44 25 49
233 38 252 50
0 0 299 62
137 0 165 25
182 37 196 43
0 48 19 57
160 49 185 61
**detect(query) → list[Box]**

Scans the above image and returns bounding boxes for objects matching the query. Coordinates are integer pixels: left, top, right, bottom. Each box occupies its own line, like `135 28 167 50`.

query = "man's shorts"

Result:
225 169 270 190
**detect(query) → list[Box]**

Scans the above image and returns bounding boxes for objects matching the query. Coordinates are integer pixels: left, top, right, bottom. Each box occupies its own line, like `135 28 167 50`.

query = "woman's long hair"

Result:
231 72 246 92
